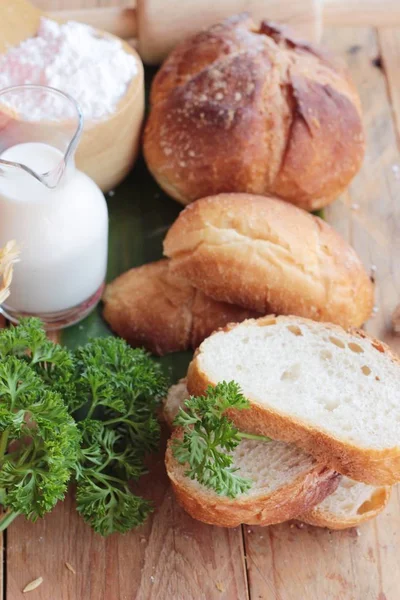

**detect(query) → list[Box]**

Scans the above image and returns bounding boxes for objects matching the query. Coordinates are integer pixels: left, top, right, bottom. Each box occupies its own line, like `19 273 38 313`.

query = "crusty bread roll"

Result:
164 194 374 329
187 316 400 485
102 259 259 355
144 14 364 210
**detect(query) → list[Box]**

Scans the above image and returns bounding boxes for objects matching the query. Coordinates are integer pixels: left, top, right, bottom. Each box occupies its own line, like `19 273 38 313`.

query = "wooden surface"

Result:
1 4 400 599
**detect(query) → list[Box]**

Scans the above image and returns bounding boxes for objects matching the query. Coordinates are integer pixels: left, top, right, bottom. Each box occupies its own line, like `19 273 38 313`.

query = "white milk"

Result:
0 142 108 315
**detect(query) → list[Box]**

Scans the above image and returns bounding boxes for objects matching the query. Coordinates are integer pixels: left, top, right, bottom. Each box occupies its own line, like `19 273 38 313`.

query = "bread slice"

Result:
163 378 189 428
299 477 390 529
164 380 340 527
187 315 400 485
163 193 374 329
164 381 388 529
166 432 340 528
102 259 258 355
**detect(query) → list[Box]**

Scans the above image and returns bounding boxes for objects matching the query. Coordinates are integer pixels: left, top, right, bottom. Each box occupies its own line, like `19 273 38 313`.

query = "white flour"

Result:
0 18 138 121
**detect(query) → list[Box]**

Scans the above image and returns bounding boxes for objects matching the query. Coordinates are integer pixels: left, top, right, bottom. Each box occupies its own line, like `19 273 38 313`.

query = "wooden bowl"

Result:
0 0 144 192
75 39 144 192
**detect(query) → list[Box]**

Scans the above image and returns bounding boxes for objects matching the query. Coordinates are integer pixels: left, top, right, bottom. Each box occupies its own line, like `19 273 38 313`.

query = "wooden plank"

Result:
33 0 131 11
244 26 400 600
379 28 400 145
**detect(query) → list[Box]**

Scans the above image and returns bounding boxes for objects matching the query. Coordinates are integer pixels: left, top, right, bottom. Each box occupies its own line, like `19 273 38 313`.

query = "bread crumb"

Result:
246 82 255 94
209 69 222 79
215 581 224 592
392 304 400 334
150 576 155 583
392 164 400 179
23 577 43 593
65 562 76 575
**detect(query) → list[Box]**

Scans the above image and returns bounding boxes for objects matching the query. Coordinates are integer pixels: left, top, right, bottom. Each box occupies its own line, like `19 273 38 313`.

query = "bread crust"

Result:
102 259 259 355
166 431 340 527
164 194 374 328
299 485 391 529
144 15 364 210
187 316 400 486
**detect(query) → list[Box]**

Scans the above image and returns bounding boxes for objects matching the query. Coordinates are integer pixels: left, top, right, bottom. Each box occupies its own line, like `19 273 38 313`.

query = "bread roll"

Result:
144 14 364 210
164 193 374 328
102 259 259 355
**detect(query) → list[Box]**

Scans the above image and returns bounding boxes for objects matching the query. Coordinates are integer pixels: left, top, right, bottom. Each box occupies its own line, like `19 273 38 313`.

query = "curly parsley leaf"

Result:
0 355 80 527
173 381 270 499
0 320 167 536
69 337 167 535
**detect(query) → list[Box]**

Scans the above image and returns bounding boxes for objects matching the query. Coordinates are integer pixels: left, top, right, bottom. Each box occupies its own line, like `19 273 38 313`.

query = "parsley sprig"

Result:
70 338 166 536
0 354 79 530
0 319 167 535
172 382 271 499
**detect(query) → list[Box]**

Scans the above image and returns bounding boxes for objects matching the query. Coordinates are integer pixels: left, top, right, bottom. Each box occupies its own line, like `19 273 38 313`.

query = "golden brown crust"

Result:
102 259 259 355
165 431 341 528
144 15 364 210
164 194 374 328
187 316 400 486
299 486 391 530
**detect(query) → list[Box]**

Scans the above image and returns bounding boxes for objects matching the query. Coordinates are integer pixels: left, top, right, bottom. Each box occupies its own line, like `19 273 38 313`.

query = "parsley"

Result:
70 338 166 535
0 353 79 530
0 319 167 535
172 381 271 499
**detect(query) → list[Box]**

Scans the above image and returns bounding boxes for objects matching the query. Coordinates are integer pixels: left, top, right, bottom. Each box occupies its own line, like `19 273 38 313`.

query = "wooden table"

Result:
1 9 400 600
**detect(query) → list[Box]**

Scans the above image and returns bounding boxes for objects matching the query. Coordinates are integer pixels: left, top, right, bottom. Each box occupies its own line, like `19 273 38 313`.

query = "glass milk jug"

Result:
0 85 108 329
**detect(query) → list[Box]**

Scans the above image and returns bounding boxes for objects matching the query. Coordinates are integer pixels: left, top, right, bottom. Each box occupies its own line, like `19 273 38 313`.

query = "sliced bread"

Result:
164 380 340 527
299 477 390 529
166 432 340 528
163 378 189 428
187 315 400 485
164 381 389 529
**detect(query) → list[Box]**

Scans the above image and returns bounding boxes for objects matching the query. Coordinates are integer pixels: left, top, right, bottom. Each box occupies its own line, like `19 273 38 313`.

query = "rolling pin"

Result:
3 0 400 65
50 0 400 64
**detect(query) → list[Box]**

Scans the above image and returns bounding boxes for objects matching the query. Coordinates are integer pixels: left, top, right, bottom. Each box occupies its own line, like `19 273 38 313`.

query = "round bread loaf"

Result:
163 193 374 328
144 14 365 210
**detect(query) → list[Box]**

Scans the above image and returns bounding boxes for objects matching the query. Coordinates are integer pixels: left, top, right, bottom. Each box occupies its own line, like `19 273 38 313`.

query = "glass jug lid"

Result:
0 85 83 189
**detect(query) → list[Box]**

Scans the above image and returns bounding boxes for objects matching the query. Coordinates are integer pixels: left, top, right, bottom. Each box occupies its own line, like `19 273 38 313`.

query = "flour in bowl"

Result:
0 18 138 121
